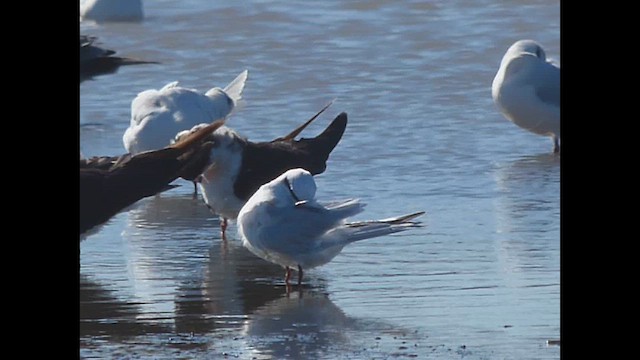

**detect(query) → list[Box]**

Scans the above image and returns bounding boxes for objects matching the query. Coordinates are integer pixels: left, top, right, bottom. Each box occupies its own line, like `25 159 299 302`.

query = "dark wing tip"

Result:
321 111 347 140
334 112 347 126
273 99 337 143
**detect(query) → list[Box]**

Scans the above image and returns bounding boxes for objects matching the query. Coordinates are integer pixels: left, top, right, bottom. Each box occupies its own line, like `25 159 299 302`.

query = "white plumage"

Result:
237 168 425 285
123 70 248 154
491 40 560 153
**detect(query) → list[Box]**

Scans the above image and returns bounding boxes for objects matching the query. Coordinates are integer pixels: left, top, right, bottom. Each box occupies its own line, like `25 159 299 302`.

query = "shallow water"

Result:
80 1 560 358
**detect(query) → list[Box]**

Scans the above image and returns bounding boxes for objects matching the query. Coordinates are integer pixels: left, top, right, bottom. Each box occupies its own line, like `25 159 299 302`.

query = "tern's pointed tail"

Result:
340 211 426 244
222 69 249 103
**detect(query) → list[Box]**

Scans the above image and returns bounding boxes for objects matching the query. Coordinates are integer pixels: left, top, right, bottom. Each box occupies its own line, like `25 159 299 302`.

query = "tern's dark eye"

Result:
535 46 543 59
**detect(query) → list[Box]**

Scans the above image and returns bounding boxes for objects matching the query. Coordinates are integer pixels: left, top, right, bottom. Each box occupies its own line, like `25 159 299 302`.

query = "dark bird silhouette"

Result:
80 35 158 83
80 119 226 238
189 107 348 238
175 99 336 198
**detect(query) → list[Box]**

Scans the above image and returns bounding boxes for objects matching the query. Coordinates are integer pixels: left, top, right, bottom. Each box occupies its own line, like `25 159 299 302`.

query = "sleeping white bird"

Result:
491 40 560 153
237 168 425 285
123 70 248 155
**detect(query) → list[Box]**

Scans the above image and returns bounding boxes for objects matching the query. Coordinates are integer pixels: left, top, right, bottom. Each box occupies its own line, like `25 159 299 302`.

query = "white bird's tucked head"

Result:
494 39 554 89
272 169 317 207
501 39 547 66
204 88 235 117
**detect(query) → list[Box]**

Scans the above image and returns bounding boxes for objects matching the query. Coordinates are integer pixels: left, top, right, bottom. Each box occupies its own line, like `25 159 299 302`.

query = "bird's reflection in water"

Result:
80 275 170 339
494 153 559 197
122 191 312 337
88 191 424 357
173 236 295 335
241 289 353 358
492 152 560 276
126 190 216 231
493 153 559 236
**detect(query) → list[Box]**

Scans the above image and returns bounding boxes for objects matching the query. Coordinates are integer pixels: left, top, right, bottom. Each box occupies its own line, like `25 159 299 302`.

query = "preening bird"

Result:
237 168 425 285
123 70 248 155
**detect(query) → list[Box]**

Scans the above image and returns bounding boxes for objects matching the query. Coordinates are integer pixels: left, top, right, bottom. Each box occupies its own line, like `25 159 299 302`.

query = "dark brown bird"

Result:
80 119 225 238
188 108 348 238
80 35 158 83
174 99 335 198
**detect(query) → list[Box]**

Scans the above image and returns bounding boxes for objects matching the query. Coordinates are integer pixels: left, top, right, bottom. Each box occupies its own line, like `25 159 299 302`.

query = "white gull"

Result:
123 70 248 155
492 40 560 153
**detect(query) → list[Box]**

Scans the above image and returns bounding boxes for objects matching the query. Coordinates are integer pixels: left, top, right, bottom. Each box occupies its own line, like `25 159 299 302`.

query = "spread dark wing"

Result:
234 112 347 201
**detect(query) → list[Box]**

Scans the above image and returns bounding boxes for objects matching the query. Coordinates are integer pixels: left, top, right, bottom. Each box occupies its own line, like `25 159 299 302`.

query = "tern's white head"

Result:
205 87 236 117
501 39 547 66
269 169 317 208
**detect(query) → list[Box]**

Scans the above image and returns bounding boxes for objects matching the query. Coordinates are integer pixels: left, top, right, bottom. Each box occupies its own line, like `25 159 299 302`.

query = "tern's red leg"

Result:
220 218 228 240
285 266 292 285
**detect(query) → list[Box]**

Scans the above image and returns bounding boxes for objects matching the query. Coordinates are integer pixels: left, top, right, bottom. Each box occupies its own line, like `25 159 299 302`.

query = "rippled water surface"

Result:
80 1 560 358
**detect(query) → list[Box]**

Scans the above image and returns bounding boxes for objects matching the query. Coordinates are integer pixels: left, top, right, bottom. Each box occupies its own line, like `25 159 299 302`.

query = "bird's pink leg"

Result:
285 266 292 285
221 218 228 241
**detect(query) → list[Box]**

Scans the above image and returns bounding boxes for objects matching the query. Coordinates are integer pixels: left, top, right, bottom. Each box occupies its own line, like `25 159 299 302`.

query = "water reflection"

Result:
80 276 170 339
81 188 433 357
492 153 560 288
173 240 289 335
493 153 560 237
122 192 318 333
126 190 217 231
80 0 560 356
242 289 351 358
241 288 427 359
